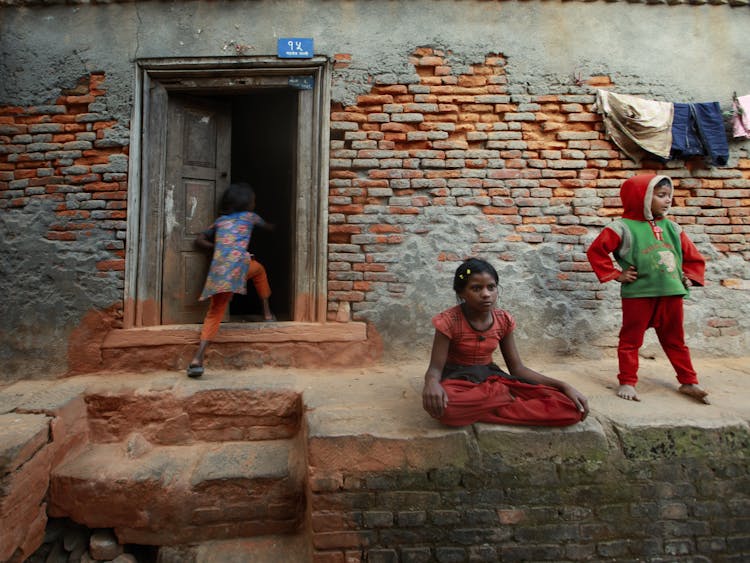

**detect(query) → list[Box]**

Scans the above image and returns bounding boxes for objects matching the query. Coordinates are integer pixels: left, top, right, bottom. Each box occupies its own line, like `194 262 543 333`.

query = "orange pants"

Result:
200 260 271 341
438 376 583 427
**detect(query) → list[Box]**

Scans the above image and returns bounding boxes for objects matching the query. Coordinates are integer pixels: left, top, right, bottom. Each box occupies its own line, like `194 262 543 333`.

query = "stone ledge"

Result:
101 322 368 349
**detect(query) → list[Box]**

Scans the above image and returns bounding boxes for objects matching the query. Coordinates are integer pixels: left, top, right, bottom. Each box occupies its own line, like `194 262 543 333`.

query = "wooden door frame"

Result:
125 57 330 328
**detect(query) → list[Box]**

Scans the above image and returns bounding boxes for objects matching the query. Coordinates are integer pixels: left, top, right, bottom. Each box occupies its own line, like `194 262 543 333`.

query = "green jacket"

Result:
610 218 687 298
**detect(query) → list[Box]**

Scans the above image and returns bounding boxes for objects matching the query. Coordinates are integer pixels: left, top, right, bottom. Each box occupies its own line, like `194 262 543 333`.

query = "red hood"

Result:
620 174 672 221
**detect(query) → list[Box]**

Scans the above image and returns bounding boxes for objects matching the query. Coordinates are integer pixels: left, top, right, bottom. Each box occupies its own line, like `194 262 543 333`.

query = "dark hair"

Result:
219 182 255 215
453 258 499 293
655 177 672 190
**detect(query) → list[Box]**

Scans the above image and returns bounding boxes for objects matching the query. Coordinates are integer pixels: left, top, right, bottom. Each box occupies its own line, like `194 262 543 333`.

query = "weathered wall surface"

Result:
308 421 750 562
1 0 749 378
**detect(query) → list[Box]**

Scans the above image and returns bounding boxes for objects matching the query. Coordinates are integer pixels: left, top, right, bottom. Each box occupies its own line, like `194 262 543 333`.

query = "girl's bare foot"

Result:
679 384 710 404
617 385 640 401
261 298 275 321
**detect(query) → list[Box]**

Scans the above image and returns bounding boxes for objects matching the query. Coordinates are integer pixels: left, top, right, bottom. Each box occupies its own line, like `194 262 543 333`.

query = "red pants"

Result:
200 260 271 341
438 376 583 427
618 296 698 386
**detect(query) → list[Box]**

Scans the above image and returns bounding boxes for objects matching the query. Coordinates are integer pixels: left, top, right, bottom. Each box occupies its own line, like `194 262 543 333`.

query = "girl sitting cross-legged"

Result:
422 258 589 427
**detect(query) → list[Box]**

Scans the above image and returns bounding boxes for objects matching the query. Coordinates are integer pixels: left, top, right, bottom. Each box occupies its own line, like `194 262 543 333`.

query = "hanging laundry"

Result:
595 90 673 162
671 102 729 166
732 93 750 139
671 104 704 159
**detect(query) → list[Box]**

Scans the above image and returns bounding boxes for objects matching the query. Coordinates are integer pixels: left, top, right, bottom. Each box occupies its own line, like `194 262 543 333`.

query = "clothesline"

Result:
594 89 749 167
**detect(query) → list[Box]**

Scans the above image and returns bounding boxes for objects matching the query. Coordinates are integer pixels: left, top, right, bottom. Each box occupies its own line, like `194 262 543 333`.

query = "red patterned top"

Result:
432 305 516 366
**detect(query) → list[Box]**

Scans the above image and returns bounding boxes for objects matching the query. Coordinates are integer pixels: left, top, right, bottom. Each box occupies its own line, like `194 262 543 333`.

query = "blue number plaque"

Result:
278 38 314 59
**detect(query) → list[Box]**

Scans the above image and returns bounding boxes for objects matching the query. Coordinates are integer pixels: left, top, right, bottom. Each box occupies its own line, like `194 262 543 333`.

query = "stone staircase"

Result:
43 382 310 560
4 357 750 562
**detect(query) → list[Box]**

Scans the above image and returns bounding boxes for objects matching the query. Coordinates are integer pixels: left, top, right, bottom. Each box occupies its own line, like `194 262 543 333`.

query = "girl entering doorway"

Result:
186 182 275 378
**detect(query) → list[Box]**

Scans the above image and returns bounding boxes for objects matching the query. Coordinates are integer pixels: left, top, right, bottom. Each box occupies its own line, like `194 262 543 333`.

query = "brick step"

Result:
157 533 310 562
48 438 306 545
84 386 302 444
99 322 374 372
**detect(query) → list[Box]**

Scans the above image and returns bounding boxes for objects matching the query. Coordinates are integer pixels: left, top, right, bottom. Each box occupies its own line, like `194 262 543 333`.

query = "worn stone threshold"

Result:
101 321 368 349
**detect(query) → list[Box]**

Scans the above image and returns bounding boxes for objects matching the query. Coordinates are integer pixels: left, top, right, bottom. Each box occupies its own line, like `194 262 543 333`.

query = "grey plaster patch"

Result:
0 200 121 378
3 1 748 110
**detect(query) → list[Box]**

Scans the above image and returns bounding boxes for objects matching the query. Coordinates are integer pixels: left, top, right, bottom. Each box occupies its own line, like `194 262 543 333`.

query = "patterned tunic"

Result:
199 211 265 301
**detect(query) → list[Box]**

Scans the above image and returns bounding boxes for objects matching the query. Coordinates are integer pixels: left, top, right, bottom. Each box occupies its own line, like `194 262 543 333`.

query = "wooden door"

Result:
161 96 231 324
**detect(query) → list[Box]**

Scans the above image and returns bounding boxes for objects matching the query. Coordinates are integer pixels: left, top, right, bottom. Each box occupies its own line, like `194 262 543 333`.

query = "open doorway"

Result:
128 58 329 329
229 91 297 322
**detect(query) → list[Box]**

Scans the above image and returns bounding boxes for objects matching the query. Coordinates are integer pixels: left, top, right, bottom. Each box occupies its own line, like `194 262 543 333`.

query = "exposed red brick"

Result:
46 231 77 241
96 260 125 271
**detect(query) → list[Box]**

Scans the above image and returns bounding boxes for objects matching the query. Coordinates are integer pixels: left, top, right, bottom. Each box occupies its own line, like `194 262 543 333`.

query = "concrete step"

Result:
157 533 310 563
83 385 302 444
48 438 306 545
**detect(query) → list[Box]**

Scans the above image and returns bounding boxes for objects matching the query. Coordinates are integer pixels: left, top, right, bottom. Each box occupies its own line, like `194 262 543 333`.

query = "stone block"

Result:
613 422 750 461
475 415 608 465
400 546 432 562
0 413 50 474
89 530 124 559
307 413 472 473
0 501 47 562
49 439 304 544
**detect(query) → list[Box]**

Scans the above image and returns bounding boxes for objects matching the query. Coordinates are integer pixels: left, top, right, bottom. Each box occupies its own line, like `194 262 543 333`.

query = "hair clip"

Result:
458 274 464 279
466 268 471 275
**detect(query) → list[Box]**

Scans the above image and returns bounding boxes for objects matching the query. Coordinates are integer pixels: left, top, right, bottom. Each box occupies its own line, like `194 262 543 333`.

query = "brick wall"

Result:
0 72 128 324
308 424 750 562
1 51 748 365
327 48 749 342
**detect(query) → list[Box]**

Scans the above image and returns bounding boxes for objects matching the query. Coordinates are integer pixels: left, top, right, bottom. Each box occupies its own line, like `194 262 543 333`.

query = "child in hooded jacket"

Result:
586 174 709 403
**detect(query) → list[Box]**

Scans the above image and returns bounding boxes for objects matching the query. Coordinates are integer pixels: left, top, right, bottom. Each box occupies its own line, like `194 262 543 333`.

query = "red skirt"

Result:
438 375 583 427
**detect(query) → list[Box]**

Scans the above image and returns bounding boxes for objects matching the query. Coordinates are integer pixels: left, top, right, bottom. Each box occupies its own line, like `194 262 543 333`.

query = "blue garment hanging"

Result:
671 102 729 166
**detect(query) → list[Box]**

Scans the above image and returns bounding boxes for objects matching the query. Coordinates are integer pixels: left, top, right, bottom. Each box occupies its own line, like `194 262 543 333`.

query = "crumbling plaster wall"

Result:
3 2 746 113
1 0 749 376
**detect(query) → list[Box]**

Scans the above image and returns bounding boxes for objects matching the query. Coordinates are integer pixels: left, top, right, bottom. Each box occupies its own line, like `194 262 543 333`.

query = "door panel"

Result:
162 96 231 324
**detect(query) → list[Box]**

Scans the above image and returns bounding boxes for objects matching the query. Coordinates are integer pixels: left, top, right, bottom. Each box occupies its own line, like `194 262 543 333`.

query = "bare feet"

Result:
617 385 640 401
679 384 710 404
